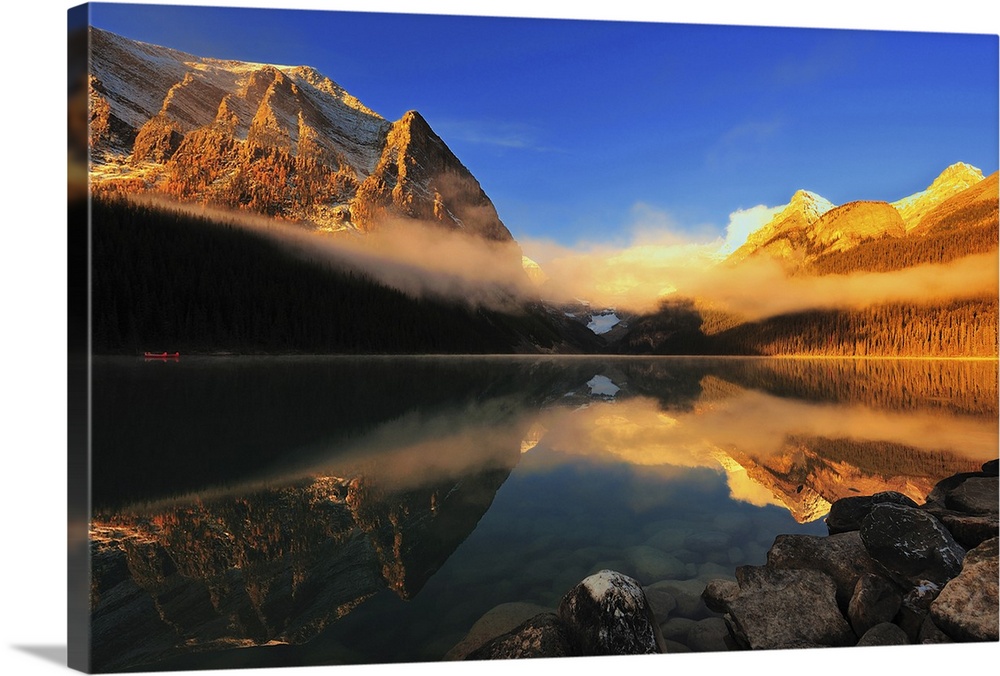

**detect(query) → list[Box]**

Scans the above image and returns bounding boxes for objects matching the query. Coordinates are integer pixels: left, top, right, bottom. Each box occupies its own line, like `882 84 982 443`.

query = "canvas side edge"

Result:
68 4 93 673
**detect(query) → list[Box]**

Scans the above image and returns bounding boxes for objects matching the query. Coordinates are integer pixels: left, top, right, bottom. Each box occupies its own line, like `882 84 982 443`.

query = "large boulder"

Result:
724 566 855 649
947 477 999 515
826 492 918 535
464 613 579 659
766 531 879 608
558 570 665 655
860 503 965 586
936 512 999 550
930 536 999 642
925 471 988 508
847 573 903 637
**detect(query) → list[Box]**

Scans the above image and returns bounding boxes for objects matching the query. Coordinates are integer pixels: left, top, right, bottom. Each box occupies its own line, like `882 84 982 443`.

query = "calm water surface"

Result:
89 356 998 671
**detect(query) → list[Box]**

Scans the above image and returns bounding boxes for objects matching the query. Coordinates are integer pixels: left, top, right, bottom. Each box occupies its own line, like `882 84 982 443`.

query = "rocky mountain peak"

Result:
787 189 835 220
350 109 515 243
86 28 515 244
931 162 985 190
892 162 985 230
728 189 835 264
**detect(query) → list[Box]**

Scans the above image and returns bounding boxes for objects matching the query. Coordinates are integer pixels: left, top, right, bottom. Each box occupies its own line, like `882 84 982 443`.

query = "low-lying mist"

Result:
125 195 535 313
126 195 997 322
525 236 998 319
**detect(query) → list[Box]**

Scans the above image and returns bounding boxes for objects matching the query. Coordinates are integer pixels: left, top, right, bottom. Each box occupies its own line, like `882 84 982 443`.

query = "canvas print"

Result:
67 2 999 673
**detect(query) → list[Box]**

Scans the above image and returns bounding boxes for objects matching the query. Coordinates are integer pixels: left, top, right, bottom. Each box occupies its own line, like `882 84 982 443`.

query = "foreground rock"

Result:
702 458 998 650
558 570 666 655
860 503 966 586
767 531 879 608
930 536 999 641
457 460 997 660
847 573 902 636
461 570 664 660
825 492 917 535
724 566 855 649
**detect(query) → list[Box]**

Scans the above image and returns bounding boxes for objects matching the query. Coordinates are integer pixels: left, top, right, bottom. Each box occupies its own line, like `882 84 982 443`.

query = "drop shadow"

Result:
11 645 66 666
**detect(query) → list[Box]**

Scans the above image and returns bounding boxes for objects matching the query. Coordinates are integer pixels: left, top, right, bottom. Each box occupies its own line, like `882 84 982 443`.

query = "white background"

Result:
1 1 997 675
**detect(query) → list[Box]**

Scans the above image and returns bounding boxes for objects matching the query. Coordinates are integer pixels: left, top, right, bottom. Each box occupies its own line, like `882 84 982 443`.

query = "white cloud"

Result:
716 203 784 257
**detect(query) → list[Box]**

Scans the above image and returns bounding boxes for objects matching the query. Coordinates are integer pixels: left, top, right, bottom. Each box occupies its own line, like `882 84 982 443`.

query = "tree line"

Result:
617 297 998 358
90 197 574 355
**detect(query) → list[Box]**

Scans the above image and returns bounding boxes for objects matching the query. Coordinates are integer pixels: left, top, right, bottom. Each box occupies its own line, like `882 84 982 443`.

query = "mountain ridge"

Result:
727 162 991 268
87 27 512 244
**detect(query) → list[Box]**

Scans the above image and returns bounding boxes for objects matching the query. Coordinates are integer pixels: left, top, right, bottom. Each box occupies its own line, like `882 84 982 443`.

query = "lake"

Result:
87 356 998 671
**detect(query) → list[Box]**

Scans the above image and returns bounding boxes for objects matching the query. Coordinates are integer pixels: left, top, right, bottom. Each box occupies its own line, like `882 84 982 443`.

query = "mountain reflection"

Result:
528 384 992 522
89 356 996 670
90 412 531 671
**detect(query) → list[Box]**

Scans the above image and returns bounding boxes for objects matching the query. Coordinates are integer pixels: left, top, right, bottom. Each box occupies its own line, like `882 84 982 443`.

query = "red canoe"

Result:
143 352 180 359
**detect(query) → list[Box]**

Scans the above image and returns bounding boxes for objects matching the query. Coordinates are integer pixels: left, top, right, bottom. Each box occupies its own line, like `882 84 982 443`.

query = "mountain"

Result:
728 189 835 264
908 169 998 236
621 166 998 357
892 161 986 231
87 27 512 243
728 163 991 268
808 170 999 276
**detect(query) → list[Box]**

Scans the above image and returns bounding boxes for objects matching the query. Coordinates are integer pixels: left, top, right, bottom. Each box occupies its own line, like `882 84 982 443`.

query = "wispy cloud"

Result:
769 36 862 89
435 119 563 152
706 118 784 168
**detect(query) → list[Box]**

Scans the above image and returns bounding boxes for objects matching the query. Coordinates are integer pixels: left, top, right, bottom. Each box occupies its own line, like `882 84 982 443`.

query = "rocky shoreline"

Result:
450 459 998 658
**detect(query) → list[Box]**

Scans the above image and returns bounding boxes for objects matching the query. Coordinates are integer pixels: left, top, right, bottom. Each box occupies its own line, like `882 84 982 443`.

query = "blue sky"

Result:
85 2 998 248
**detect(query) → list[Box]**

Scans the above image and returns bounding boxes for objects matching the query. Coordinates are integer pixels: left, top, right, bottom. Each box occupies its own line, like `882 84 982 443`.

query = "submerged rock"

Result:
445 601 552 660
660 617 698 642
645 578 713 619
685 617 732 652
642 584 677 624
464 613 579 660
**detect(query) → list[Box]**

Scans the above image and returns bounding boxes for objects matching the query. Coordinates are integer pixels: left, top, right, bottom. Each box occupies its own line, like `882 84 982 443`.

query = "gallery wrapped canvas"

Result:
66 1 998 674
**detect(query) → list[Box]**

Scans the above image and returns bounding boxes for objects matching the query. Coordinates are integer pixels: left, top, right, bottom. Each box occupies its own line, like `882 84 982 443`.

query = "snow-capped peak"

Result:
786 189 835 221
892 162 984 230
